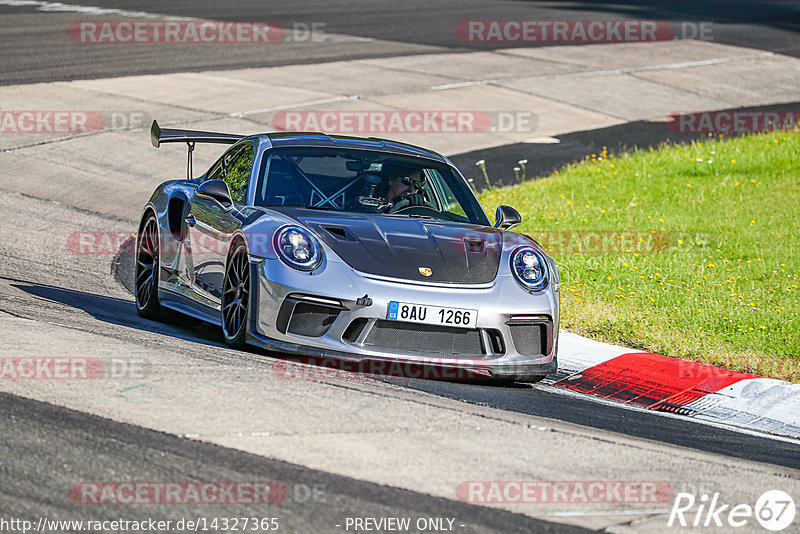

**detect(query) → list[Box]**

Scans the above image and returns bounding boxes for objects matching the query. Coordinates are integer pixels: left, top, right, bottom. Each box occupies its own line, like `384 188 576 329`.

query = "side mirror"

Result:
495 205 522 230
197 179 233 209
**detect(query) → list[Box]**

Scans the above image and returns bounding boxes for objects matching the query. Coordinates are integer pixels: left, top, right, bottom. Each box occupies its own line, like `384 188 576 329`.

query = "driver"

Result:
382 164 430 207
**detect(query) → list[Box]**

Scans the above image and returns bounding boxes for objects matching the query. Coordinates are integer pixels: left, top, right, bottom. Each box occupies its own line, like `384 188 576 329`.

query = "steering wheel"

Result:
387 204 443 218
385 197 412 214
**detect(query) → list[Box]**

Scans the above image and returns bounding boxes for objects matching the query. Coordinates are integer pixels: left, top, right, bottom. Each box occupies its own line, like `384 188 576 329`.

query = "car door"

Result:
186 142 255 305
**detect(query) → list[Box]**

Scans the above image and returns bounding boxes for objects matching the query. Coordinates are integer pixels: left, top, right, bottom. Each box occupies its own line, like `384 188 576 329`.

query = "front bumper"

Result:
247 256 560 382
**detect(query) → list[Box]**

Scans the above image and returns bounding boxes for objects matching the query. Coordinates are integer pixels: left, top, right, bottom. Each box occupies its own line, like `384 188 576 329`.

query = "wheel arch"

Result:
229 230 249 255
138 205 158 231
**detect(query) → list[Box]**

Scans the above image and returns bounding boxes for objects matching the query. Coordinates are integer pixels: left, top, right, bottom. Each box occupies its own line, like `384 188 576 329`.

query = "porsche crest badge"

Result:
418 267 432 277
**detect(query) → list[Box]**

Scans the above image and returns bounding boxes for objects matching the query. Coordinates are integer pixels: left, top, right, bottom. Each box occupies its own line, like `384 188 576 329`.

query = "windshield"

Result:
254 147 491 226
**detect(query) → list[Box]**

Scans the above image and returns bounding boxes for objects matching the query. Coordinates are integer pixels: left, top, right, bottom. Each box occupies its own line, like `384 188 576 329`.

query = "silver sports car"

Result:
136 120 560 382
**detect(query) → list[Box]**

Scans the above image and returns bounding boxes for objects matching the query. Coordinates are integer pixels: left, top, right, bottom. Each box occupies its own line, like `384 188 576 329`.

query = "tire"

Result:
221 240 251 349
135 213 163 320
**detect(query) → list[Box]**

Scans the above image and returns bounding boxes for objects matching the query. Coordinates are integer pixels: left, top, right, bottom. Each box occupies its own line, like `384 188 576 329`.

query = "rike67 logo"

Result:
669 490 796 531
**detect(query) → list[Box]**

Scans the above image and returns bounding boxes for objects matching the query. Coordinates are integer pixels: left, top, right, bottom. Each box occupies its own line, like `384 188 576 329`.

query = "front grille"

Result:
286 302 340 337
362 320 485 357
342 318 368 342
509 324 546 356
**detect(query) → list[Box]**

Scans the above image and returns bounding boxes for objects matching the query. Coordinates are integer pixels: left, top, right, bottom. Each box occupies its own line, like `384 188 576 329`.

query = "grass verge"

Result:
479 131 800 382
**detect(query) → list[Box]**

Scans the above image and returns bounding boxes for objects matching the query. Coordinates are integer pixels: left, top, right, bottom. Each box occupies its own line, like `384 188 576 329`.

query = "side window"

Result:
427 169 469 221
222 144 255 203
206 160 223 181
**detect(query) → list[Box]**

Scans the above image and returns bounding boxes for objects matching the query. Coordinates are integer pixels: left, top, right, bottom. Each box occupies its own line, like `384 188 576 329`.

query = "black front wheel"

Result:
135 214 162 319
221 241 251 348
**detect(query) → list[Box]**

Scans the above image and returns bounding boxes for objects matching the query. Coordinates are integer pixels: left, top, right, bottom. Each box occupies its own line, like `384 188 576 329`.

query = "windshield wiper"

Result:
302 205 338 211
403 214 439 220
273 205 339 211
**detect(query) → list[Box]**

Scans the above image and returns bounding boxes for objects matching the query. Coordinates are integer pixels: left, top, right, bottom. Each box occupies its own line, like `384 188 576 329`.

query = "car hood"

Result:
270 208 503 284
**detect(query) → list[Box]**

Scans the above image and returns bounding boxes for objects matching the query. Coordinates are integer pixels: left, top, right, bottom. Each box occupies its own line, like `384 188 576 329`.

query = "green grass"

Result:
479 131 800 382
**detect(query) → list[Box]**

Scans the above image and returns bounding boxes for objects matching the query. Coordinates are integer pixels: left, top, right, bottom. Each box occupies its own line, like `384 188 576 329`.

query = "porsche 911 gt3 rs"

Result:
135 120 560 382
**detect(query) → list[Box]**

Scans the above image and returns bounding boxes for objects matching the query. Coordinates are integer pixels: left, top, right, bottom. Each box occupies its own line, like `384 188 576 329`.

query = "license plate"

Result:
387 301 478 329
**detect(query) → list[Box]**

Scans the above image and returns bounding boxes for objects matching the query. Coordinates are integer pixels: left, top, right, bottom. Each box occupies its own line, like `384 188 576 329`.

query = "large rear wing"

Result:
150 120 243 179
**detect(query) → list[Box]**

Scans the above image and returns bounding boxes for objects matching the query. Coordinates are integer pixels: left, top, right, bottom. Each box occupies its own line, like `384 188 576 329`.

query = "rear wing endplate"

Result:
150 120 243 179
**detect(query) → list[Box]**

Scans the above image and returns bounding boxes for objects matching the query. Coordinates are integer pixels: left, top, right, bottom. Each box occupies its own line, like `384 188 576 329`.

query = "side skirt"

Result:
159 289 222 327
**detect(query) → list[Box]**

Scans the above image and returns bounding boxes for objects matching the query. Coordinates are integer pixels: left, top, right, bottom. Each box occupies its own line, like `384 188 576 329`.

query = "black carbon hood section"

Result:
272 208 502 284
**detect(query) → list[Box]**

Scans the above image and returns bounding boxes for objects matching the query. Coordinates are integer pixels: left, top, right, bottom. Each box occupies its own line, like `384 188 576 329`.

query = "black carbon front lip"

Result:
247 330 557 382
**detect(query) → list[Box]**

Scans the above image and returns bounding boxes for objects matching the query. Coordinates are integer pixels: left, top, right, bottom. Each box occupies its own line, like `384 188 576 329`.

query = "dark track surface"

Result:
0 391 591 534
1 0 799 85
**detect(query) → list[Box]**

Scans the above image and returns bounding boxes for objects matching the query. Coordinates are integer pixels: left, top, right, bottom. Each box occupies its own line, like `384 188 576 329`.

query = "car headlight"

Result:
510 246 549 291
274 225 323 271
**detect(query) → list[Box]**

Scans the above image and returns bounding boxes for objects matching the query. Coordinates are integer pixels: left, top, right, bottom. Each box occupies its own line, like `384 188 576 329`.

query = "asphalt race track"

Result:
0 392 589 533
36 249 800 469
1 1 799 533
